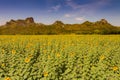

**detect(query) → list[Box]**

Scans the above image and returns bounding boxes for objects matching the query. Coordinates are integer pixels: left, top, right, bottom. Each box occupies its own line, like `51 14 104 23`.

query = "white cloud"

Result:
75 17 84 21
64 14 71 18
66 0 111 11
52 5 61 11
48 4 61 12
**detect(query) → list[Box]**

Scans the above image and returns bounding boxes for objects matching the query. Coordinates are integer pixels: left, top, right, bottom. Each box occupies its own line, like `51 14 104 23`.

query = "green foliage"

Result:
0 35 120 80
0 18 120 35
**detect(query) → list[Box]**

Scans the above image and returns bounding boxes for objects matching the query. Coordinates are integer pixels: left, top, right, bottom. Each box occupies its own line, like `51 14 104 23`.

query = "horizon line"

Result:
0 17 120 27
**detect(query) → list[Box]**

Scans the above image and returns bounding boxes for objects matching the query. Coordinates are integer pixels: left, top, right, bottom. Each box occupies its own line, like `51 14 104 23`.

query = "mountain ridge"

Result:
0 17 120 35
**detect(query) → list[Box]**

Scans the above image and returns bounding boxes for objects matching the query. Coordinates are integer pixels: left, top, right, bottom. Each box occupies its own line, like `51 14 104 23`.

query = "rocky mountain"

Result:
53 21 64 25
99 19 108 24
0 17 120 35
6 17 35 26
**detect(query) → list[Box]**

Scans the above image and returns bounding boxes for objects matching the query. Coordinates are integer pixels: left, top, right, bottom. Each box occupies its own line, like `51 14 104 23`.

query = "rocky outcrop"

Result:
95 19 110 25
6 19 16 25
100 19 108 24
53 21 64 25
6 17 35 26
0 18 119 35
25 17 34 23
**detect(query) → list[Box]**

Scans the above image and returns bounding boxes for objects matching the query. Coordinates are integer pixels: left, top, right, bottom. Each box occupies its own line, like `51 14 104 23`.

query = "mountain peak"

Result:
53 21 64 25
25 17 34 23
6 17 35 26
100 19 108 24
1 18 119 35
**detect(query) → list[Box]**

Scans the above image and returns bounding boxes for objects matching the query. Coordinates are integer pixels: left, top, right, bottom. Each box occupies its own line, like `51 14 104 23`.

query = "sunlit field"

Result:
0 35 120 80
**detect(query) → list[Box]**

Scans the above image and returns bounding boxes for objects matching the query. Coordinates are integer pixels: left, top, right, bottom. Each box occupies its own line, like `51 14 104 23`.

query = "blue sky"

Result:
0 0 120 26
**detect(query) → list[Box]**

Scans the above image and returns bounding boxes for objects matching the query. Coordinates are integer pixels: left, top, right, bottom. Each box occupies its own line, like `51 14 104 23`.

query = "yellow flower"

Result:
47 42 51 45
1 63 5 67
84 55 87 59
71 43 75 46
12 49 16 54
2 49 5 52
44 72 48 77
112 66 118 71
56 53 60 57
51 50 54 53
2 49 5 54
25 58 30 63
5 77 11 80
43 50 47 54
48 55 51 59
99 55 105 60
70 52 75 57
26 43 33 48
43 43 46 46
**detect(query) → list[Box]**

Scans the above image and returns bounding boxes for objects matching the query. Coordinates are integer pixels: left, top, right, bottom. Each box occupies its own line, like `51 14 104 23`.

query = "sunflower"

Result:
25 58 30 63
99 55 105 60
44 72 48 77
112 66 118 71
5 77 11 80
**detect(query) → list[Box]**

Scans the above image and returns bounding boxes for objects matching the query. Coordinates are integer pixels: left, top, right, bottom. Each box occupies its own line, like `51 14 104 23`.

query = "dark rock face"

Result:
6 17 35 26
1 17 119 35
100 19 108 24
53 21 64 25
6 19 16 25
25 17 34 23
95 19 110 25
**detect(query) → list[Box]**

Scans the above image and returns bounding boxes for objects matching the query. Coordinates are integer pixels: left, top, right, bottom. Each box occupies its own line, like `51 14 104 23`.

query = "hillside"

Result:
0 17 120 35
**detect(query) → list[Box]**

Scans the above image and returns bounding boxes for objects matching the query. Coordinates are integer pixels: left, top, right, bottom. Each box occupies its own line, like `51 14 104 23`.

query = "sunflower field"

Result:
0 35 120 80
